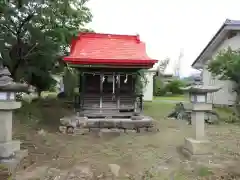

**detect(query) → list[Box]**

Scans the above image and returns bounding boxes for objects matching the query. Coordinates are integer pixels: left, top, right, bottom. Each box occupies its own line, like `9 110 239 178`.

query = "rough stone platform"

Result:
59 115 158 135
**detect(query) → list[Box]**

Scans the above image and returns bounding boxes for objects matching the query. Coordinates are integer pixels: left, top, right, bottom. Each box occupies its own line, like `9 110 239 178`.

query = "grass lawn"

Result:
154 95 187 102
13 99 240 179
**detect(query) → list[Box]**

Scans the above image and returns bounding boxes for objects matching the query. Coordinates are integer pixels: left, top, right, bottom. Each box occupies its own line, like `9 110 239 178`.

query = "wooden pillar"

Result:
74 70 81 113
81 72 85 109
132 74 136 113
77 70 82 112
78 69 82 93
140 94 143 112
117 74 120 109
100 73 103 113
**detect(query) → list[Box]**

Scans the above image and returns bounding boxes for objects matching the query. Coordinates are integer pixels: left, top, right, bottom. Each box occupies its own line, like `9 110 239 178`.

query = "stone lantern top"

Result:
0 65 29 92
181 85 221 94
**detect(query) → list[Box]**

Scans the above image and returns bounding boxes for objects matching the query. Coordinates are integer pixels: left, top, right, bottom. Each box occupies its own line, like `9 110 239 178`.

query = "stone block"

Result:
115 120 122 128
66 126 75 134
125 129 136 134
191 103 213 111
98 129 121 138
59 126 66 134
99 121 117 128
60 116 76 127
75 128 89 135
0 111 12 142
0 102 21 110
86 120 100 128
183 138 210 155
0 140 20 158
131 115 144 120
76 116 88 127
145 127 159 132
1 149 28 174
133 119 153 129
89 128 100 137
89 128 100 133
121 120 135 129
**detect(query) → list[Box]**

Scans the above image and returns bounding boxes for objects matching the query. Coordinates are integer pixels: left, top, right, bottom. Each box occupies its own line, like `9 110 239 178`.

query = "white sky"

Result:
86 0 240 77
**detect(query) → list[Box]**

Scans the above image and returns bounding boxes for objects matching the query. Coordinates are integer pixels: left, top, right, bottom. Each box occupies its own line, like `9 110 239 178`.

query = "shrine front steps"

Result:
59 115 159 135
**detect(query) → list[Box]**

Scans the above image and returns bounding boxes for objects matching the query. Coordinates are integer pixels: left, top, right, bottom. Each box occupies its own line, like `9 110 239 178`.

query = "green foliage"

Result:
153 76 167 96
208 47 240 117
208 47 240 94
165 79 186 95
135 70 149 94
153 58 170 96
63 67 79 97
0 0 92 93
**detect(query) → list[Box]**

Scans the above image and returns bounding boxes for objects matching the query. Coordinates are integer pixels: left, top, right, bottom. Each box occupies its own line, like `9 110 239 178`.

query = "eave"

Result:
192 19 240 69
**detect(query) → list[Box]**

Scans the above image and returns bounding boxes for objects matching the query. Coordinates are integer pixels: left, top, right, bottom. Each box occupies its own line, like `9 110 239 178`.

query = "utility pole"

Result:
174 49 184 79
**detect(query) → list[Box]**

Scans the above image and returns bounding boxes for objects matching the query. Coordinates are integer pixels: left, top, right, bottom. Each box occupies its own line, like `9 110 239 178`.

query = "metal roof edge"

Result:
191 19 240 68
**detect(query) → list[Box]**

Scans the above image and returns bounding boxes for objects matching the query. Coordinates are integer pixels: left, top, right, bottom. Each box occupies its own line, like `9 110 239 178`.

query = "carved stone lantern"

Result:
0 65 29 171
181 85 221 158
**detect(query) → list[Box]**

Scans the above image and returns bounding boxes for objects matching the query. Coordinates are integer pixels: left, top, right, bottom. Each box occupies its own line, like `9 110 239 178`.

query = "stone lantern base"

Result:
0 101 28 173
181 137 211 159
0 149 28 173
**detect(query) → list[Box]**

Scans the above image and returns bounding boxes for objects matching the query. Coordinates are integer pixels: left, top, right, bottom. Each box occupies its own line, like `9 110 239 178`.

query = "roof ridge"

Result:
77 32 140 42
225 19 240 25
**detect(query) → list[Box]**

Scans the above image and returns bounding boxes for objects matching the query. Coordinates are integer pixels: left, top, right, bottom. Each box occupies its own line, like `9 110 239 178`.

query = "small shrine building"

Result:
63 33 157 119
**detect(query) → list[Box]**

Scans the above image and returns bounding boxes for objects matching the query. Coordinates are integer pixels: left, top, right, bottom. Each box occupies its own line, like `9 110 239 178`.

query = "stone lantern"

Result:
0 65 29 170
181 85 221 158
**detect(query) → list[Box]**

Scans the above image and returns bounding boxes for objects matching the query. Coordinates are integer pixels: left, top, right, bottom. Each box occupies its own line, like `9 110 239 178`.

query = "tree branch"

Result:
0 24 16 36
17 13 35 35
23 43 39 59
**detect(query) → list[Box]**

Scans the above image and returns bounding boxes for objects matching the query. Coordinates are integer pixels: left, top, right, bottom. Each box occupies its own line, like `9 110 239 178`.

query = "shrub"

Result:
153 76 166 96
165 79 186 95
155 87 167 96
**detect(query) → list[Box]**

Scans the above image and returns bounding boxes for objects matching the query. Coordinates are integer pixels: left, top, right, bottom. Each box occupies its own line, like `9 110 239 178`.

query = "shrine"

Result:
63 33 157 124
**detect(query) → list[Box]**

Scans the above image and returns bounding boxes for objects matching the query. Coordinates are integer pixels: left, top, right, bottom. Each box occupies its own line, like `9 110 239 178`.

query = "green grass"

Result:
215 106 239 123
154 95 187 101
144 101 175 119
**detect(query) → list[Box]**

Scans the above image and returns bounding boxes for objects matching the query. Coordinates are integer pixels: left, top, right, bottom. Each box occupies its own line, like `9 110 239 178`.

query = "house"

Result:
192 19 240 105
143 69 156 101
182 73 202 86
143 66 173 101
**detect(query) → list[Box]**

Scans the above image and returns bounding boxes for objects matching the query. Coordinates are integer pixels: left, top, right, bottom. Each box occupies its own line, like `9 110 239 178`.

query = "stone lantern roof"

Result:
0 66 29 92
181 85 221 93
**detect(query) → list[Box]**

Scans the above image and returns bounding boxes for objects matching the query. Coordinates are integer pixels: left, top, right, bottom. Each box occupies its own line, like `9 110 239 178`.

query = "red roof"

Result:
63 33 158 67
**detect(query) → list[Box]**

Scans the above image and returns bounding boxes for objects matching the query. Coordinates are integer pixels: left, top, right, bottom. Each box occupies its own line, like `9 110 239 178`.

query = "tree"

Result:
165 79 186 95
157 58 169 76
0 0 92 94
154 58 170 96
207 47 240 116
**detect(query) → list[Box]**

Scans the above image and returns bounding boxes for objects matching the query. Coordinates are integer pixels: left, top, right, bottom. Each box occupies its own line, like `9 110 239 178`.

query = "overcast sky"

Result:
86 0 240 77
